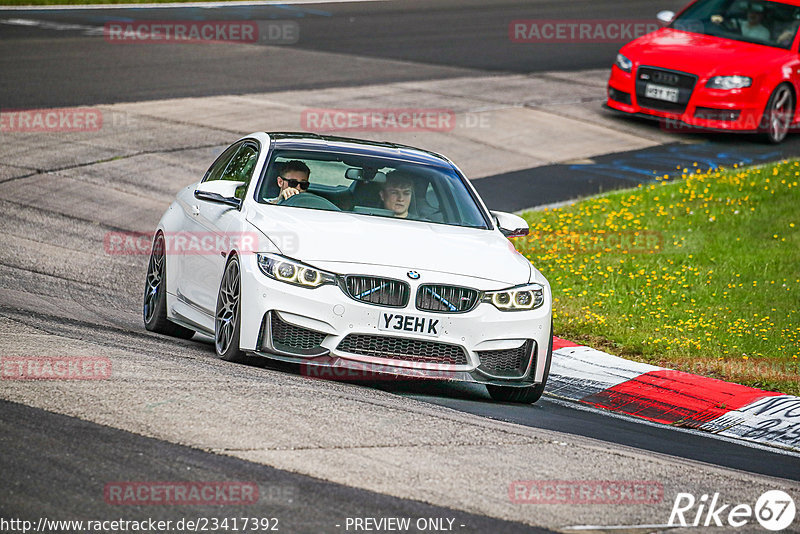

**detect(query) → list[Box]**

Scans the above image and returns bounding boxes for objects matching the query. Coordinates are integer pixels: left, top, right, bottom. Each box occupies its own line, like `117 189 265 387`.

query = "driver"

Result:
268 160 311 204
379 171 414 218
741 3 770 40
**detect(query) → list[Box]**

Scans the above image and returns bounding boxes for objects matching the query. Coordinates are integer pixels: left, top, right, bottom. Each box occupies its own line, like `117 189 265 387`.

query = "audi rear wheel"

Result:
762 84 794 144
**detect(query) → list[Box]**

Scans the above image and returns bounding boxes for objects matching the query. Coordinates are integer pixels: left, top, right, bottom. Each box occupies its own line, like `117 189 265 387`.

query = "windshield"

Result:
672 0 800 49
255 149 490 229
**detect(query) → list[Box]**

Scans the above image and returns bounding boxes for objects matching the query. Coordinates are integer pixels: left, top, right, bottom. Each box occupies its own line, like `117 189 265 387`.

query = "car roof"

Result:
264 132 454 168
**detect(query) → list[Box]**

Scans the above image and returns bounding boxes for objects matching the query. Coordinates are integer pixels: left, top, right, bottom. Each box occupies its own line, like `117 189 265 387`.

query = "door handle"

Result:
191 205 200 216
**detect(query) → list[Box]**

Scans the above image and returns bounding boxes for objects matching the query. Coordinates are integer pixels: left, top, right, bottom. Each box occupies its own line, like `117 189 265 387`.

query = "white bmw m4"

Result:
144 132 553 403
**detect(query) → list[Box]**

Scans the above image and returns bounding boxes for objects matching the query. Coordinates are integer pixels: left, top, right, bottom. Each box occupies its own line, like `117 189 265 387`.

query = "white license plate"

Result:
378 312 440 337
645 83 679 103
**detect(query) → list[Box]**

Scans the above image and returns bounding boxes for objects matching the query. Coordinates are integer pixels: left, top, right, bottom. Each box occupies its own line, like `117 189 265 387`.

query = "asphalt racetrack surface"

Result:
0 0 691 108
0 400 552 533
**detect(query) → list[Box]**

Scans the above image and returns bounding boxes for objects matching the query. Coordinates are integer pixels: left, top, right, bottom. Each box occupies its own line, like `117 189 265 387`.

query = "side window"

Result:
221 143 259 183
203 144 240 183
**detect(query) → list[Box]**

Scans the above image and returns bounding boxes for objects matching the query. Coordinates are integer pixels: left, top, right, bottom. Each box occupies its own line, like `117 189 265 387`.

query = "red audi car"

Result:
607 0 800 142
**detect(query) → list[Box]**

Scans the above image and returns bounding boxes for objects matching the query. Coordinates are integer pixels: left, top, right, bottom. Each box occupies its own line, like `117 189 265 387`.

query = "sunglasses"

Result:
281 177 310 190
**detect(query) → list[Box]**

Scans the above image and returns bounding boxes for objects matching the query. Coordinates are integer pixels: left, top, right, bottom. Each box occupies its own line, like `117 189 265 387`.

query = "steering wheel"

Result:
277 192 341 211
720 15 740 32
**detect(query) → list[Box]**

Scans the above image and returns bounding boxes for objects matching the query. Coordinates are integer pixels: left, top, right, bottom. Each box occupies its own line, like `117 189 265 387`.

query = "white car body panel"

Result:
245 205 532 285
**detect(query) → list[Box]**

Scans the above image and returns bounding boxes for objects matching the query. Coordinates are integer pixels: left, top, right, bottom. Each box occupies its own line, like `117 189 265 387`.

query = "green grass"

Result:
515 160 800 395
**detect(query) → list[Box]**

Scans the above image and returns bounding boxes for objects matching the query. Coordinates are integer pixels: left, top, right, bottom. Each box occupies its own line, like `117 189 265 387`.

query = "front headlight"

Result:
706 76 752 89
256 253 337 288
483 284 545 311
615 53 633 73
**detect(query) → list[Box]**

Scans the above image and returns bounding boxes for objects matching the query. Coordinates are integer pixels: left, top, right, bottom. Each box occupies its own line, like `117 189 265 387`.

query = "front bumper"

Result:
239 255 552 387
606 65 765 133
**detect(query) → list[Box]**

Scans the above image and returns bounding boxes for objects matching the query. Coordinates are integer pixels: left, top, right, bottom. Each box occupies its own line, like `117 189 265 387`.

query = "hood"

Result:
623 28 788 75
246 205 532 285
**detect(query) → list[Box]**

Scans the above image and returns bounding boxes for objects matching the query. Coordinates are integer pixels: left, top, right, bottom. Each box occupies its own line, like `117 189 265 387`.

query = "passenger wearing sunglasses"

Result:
268 160 311 204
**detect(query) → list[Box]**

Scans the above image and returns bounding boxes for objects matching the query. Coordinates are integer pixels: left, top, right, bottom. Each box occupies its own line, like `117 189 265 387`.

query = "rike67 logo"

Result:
669 490 796 531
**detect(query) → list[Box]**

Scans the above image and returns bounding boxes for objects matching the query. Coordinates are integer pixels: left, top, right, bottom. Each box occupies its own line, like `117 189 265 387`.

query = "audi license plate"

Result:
379 312 440 337
645 83 679 103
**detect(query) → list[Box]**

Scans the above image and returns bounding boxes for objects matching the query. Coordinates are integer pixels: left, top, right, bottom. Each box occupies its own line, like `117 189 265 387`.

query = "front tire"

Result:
761 84 794 144
143 232 195 339
487 322 553 404
214 255 246 363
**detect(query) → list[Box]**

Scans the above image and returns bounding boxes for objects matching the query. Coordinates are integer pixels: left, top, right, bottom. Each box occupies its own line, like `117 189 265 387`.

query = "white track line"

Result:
564 524 676 531
0 17 103 33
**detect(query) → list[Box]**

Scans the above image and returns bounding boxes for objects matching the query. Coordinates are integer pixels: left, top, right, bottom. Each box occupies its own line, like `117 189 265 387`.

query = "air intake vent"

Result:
635 66 697 113
270 313 326 351
344 276 409 307
416 284 479 313
477 341 534 378
337 334 467 365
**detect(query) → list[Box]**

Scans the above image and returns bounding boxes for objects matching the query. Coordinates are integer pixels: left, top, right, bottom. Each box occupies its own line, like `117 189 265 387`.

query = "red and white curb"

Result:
548 338 800 452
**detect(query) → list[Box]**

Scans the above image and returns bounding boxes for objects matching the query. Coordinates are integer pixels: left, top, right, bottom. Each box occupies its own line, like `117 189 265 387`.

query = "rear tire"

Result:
143 232 195 339
487 322 553 404
761 84 794 144
214 255 246 363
